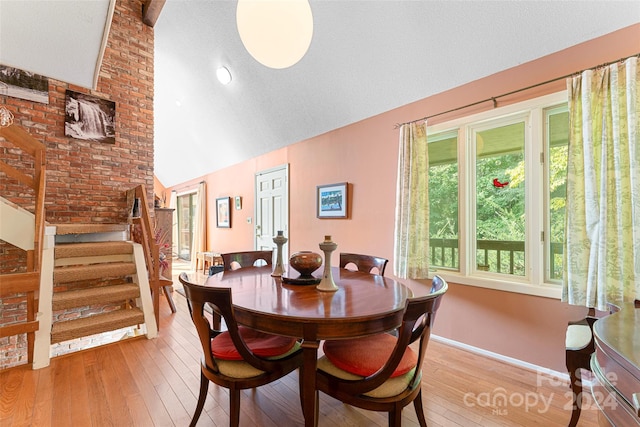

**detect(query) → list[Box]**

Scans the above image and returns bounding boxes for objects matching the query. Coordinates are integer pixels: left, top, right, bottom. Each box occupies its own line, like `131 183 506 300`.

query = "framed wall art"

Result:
64 90 116 144
317 182 348 218
0 65 49 104
216 197 231 228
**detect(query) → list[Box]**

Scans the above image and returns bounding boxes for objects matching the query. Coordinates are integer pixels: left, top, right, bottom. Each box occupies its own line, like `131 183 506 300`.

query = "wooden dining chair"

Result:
179 273 303 427
339 252 389 275
565 302 620 427
221 250 273 271
315 275 448 427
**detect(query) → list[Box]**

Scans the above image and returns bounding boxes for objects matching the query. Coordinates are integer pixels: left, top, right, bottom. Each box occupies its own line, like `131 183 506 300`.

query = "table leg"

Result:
300 340 319 427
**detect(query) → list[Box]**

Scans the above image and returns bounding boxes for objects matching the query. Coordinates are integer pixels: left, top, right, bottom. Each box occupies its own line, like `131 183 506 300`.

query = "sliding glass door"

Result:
177 192 197 261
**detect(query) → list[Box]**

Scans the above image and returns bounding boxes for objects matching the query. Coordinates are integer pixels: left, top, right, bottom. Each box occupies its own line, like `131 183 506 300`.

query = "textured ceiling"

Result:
0 0 113 89
1 1 639 188
154 0 639 187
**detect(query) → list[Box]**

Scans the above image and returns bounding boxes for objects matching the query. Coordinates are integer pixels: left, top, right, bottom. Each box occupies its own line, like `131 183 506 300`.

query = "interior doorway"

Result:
255 164 289 258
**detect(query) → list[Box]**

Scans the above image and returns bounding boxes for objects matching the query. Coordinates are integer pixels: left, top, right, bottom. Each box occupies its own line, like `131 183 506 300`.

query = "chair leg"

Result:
315 391 319 427
190 371 209 427
413 389 428 427
567 358 583 427
163 285 177 313
230 388 241 427
389 403 402 427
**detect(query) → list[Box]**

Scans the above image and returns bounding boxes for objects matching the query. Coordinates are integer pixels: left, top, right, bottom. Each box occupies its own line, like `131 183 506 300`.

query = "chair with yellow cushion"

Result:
179 272 303 427
565 303 619 427
315 275 447 427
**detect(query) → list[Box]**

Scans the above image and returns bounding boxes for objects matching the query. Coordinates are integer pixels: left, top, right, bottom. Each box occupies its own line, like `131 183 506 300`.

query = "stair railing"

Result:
0 123 46 365
126 185 176 329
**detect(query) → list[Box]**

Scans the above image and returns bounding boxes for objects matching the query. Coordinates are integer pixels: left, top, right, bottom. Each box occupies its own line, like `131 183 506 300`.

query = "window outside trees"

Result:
427 92 569 294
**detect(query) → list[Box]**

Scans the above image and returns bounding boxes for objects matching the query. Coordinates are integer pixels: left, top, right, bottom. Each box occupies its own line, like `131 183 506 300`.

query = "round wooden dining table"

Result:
202 265 413 427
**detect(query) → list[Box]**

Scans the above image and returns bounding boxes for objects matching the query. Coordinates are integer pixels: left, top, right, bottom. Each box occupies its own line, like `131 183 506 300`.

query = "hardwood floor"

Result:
1 282 599 426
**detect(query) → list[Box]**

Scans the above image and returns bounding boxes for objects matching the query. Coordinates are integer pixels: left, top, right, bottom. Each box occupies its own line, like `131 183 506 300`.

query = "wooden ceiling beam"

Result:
142 0 166 27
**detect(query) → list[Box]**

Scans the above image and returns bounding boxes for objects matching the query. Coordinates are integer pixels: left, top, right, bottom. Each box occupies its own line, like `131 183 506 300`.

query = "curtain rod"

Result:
170 180 205 193
394 53 639 129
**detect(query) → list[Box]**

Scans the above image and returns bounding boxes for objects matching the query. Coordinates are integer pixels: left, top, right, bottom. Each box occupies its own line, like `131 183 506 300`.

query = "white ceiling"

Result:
0 0 114 90
1 1 639 188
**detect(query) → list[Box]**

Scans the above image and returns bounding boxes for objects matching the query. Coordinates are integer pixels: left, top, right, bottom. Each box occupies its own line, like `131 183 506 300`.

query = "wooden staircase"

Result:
41 224 157 353
1 120 163 370
0 122 46 368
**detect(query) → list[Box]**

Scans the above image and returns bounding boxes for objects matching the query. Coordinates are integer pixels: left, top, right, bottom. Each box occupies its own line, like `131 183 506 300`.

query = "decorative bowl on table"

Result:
289 251 322 276
282 251 322 285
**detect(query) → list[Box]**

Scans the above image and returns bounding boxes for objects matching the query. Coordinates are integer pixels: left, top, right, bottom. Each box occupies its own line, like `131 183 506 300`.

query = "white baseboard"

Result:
431 334 570 382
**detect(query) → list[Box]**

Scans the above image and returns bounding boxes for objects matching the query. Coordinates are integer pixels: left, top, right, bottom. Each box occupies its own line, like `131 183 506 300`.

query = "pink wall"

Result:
165 24 640 371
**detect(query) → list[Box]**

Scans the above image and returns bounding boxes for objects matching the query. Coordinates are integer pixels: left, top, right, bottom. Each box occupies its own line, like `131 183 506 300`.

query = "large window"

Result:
473 119 526 276
427 92 569 297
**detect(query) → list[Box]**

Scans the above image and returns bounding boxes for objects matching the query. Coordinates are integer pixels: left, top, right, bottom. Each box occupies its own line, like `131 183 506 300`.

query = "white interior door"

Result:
255 165 289 259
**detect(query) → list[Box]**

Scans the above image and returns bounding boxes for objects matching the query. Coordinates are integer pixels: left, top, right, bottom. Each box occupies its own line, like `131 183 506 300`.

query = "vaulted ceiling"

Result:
1 1 639 187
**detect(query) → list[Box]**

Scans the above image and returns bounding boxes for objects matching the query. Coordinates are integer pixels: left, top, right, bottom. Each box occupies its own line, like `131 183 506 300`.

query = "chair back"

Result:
221 250 273 271
336 275 447 395
179 272 298 374
339 252 388 275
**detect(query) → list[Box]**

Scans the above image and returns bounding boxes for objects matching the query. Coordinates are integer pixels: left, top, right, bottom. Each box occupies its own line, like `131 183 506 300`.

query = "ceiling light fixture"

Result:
236 0 313 69
216 66 232 85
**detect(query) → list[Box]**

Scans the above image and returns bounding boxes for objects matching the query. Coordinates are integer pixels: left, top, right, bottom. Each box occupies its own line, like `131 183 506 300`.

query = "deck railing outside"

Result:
429 238 563 279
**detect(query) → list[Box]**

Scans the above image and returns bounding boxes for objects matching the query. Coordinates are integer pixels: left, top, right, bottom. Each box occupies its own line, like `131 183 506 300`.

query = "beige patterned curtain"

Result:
169 190 178 258
393 121 430 279
190 182 207 271
563 56 640 310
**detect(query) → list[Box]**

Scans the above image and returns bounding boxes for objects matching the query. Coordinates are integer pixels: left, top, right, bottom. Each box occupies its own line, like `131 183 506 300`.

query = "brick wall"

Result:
0 0 155 369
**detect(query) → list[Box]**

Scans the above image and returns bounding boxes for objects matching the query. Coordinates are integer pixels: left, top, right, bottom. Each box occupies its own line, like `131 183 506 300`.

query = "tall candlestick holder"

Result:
271 230 287 277
317 235 338 292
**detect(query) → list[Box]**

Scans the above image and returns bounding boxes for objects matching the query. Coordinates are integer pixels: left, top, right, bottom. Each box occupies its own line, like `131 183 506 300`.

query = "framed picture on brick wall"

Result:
0 65 49 104
64 90 116 144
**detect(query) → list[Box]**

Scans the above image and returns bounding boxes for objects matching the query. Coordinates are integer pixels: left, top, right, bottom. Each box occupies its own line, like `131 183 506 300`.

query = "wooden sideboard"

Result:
591 301 640 426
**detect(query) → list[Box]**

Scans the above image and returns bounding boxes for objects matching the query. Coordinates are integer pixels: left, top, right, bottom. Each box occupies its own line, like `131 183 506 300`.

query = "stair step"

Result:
54 262 137 284
55 241 133 259
52 284 141 311
54 223 129 235
51 308 145 344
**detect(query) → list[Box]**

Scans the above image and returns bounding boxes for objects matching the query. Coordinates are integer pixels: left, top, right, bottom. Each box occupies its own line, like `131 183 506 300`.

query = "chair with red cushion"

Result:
221 250 273 271
316 275 447 427
179 272 303 427
214 250 273 329
339 252 389 275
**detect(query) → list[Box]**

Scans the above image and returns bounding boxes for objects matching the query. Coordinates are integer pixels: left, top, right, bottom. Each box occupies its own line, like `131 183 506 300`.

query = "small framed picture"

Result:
216 197 231 228
317 182 348 219
235 196 242 210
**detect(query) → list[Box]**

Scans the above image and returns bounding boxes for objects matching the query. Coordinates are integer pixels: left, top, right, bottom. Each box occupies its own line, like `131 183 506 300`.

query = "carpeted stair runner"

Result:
54 262 137 283
51 308 144 343
50 223 150 346
53 283 140 311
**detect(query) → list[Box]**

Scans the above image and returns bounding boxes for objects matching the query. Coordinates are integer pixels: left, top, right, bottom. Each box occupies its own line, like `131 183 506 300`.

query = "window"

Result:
177 192 197 261
428 131 459 269
472 118 526 277
544 106 569 283
427 92 568 298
